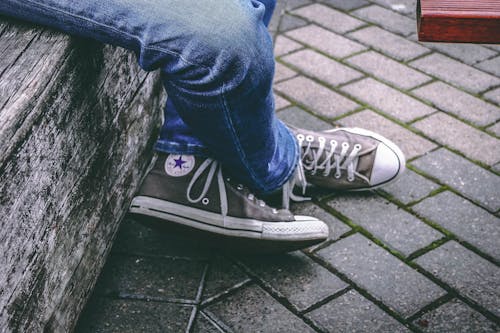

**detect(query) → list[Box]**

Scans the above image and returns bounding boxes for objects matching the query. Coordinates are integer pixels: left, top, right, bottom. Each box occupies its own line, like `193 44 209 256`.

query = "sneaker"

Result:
289 126 405 192
129 153 329 251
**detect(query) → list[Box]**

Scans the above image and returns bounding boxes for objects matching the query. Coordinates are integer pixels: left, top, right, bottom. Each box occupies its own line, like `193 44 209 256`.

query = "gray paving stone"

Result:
77 298 192 333
275 76 359 118
327 193 443 256
487 121 500 137
412 112 500 166
94 254 205 300
410 53 500 94
282 49 363 86
317 233 446 317
484 44 500 52
337 109 437 159
381 169 440 204
412 81 500 126
279 14 308 32
202 256 249 300
319 0 369 11
369 0 417 15
422 42 497 65
274 35 303 57
291 201 351 241
193 312 222 333
274 62 296 82
341 78 436 122
346 51 431 90
412 191 500 260
415 241 500 317
306 290 411 332
285 0 313 10
411 148 500 212
286 25 367 59
277 106 333 131
241 252 349 312
413 298 499 333
476 55 500 77
352 4 416 36
347 26 429 61
205 284 315 332
274 94 291 110
292 3 366 34
484 87 500 106
112 218 210 259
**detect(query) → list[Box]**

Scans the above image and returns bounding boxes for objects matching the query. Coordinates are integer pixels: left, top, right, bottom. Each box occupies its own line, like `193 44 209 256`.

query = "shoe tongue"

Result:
357 149 377 178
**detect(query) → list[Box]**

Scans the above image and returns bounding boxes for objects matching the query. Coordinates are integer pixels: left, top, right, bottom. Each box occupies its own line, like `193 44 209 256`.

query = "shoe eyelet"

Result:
237 184 244 190
202 198 210 205
247 194 255 201
306 135 314 142
226 177 231 182
297 134 305 140
347 176 355 182
259 201 266 207
272 208 278 214
318 136 326 143
342 142 349 148
354 144 362 150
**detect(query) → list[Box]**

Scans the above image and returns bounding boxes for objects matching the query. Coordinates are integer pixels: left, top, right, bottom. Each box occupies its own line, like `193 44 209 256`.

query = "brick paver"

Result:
275 76 359 118
292 3 366 33
347 26 429 61
410 53 500 93
326 193 443 256
317 234 446 318
412 298 498 332
76 1 500 331
285 24 367 58
341 78 436 122
411 148 500 212
412 191 500 261
412 112 500 166
282 49 363 86
415 241 500 317
306 290 411 332
352 4 415 36
412 81 500 126
346 51 431 90
338 109 437 159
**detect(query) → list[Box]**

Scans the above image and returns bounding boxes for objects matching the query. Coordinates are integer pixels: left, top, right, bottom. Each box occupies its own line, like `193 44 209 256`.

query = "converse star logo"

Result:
165 154 195 177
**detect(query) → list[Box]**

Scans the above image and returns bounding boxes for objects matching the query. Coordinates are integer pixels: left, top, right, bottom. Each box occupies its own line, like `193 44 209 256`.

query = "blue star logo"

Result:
174 156 187 169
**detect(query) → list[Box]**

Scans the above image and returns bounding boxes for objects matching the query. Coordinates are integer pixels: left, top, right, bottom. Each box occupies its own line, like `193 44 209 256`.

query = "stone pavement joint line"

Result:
76 1 500 332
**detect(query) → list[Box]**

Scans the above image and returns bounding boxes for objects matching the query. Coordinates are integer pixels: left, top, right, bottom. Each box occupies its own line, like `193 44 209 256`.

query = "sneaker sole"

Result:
129 196 329 242
324 127 406 190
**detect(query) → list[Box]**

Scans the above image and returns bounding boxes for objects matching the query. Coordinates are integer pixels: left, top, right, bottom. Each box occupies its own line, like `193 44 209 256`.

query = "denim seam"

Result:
21 0 212 72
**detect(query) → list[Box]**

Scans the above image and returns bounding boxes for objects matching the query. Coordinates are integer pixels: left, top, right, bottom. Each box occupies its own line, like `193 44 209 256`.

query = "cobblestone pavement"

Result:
76 0 500 332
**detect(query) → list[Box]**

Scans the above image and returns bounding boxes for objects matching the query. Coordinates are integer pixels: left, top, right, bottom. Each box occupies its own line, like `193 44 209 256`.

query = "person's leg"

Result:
0 0 330 250
0 0 298 195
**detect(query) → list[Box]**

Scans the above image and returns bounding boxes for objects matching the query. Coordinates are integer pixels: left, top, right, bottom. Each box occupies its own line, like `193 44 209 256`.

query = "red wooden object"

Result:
417 0 500 43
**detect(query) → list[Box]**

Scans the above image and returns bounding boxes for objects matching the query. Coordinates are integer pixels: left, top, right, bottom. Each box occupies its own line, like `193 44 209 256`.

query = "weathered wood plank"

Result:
417 0 500 43
0 17 164 332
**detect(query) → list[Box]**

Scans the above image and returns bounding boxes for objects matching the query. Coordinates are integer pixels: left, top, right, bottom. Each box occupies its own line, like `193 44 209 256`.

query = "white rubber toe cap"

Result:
370 141 406 186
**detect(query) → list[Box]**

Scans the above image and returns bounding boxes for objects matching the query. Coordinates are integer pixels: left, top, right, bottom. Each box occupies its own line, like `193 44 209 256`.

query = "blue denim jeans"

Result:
0 0 299 194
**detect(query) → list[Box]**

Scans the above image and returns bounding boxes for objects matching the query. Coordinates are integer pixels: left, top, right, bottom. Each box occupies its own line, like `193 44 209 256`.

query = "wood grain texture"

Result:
417 0 500 43
0 17 164 332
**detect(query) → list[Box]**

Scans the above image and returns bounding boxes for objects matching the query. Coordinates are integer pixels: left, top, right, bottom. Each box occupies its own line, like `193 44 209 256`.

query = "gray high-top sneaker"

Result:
129 153 328 249
289 126 405 192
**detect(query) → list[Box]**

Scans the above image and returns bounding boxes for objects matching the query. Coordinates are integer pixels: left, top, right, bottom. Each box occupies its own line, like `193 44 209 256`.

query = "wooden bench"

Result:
417 0 500 43
0 17 164 332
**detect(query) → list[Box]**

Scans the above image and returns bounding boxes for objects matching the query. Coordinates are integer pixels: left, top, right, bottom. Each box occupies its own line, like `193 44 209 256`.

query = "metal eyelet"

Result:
318 136 326 143
354 144 362 150
306 135 314 142
297 134 305 140
342 142 349 148
202 198 210 205
237 184 244 190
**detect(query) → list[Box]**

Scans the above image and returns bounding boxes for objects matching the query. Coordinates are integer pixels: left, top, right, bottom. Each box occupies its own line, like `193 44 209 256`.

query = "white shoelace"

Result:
186 158 274 219
281 134 365 207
